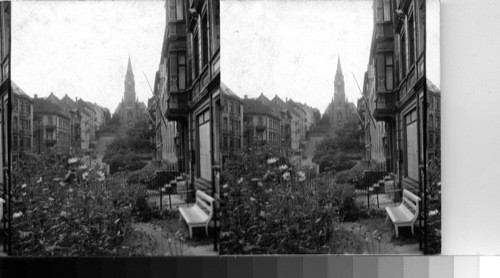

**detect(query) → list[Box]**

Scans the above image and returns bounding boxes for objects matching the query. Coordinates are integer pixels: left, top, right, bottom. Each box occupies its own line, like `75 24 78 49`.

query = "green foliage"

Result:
11 154 148 256
220 153 365 254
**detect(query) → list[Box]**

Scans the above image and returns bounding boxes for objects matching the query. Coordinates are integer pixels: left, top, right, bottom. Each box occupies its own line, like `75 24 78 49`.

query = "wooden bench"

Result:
385 189 421 237
179 190 214 238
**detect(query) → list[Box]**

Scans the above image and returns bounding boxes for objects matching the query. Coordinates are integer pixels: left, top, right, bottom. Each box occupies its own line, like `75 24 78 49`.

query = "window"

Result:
258 117 263 126
383 0 391 21
404 110 418 181
429 114 434 129
193 33 200 77
211 0 220 53
400 33 407 77
201 12 209 67
418 1 425 55
13 116 17 130
436 115 440 129
170 52 186 90
408 12 416 66
376 0 384 22
376 52 393 91
168 0 184 21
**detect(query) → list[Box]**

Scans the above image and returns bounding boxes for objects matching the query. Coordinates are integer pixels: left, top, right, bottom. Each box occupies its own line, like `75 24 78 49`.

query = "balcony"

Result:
165 91 188 122
45 139 57 147
375 22 394 41
255 124 267 132
373 92 396 122
45 123 57 131
167 21 186 40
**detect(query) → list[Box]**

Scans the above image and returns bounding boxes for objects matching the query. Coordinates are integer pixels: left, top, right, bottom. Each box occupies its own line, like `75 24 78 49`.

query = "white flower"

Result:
267 157 278 164
250 197 256 202
49 197 54 202
13 212 23 218
37 177 42 183
429 209 439 216
259 211 266 218
222 184 229 189
59 181 66 186
257 182 263 187
279 165 288 171
60 211 68 217
21 184 27 188
237 178 244 184
282 172 290 181
297 171 306 182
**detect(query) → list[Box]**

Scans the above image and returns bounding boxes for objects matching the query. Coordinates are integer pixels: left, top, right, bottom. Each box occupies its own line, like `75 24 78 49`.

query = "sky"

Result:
221 0 440 114
12 1 165 113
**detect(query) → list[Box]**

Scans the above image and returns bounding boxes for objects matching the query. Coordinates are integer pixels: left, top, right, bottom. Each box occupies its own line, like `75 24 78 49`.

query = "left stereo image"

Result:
6 0 221 256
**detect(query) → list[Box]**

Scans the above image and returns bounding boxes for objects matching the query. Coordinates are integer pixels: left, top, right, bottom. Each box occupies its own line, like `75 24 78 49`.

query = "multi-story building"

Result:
427 80 440 159
272 96 301 151
162 0 221 195
33 97 71 155
256 93 292 156
78 99 96 150
360 51 387 165
220 83 243 169
242 98 281 154
11 82 33 160
369 0 430 193
61 95 82 153
152 64 179 171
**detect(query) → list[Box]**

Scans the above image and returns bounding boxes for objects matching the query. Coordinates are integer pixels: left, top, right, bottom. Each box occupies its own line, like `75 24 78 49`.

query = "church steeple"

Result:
336 55 342 77
126 55 134 76
124 56 136 105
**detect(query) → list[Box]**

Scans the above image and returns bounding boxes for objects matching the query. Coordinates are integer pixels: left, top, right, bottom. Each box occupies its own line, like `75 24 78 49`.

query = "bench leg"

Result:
189 226 193 239
394 225 399 238
205 225 209 236
411 225 414 235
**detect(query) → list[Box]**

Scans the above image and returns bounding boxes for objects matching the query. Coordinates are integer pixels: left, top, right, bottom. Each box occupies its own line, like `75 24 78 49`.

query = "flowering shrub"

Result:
220 153 364 254
11 154 147 256
426 156 441 254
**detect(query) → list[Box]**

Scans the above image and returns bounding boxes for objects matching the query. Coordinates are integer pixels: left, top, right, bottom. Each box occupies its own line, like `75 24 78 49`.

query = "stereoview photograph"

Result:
219 0 440 255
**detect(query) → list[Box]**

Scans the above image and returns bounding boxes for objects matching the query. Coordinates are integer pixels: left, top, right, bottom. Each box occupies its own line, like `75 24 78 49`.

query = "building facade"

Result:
11 82 33 160
33 98 71 155
361 49 387 165
220 83 243 169
162 0 221 195
242 98 281 154
369 0 429 193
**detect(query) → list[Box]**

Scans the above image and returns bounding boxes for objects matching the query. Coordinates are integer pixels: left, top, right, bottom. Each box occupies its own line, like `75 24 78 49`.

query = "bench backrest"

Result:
195 190 215 219
401 189 421 222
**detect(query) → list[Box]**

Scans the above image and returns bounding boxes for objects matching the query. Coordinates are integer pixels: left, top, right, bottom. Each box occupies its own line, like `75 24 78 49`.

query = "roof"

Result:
336 56 343 77
77 99 96 114
62 95 78 109
33 98 70 120
11 81 32 101
242 98 280 120
427 79 440 95
220 82 242 102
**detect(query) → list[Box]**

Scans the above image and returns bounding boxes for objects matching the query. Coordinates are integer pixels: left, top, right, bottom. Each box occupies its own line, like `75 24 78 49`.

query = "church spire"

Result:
336 55 342 77
127 55 133 76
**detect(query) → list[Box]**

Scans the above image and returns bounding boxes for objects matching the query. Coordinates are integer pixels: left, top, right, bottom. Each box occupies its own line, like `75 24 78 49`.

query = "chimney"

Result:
244 95 248 100
34 94 38 99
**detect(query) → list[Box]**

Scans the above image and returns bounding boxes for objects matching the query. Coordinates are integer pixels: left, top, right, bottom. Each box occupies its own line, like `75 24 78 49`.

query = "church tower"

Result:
333 56 345 108
124 55 136 105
